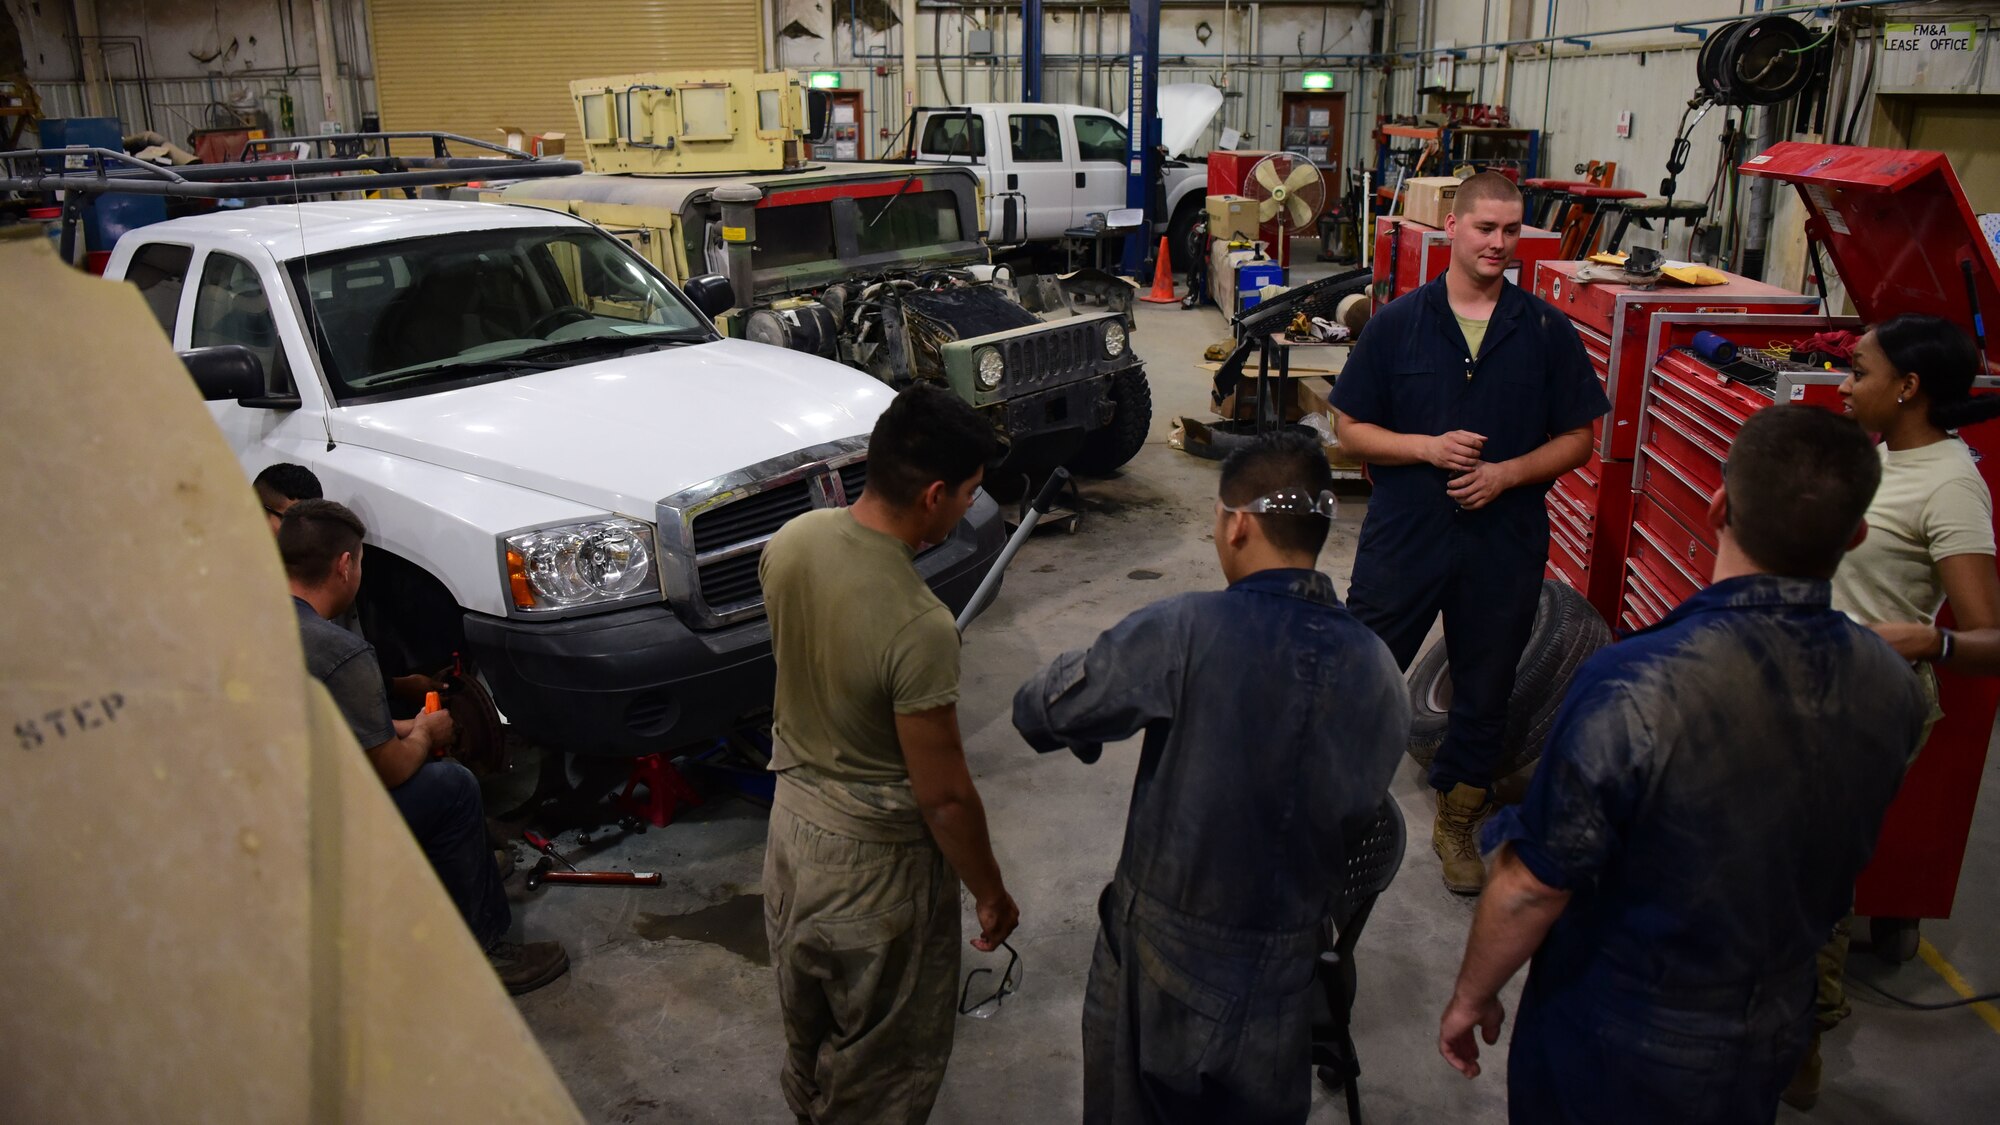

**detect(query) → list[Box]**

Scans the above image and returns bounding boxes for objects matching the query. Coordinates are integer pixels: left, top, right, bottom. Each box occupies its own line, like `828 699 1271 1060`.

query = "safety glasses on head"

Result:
1218 487 1340 519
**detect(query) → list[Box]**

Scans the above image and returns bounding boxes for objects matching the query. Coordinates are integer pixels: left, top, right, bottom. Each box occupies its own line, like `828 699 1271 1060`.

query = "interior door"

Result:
1070 110 1131 227
1006 111 1072 240
1280 91 1345 210
807 91 866 162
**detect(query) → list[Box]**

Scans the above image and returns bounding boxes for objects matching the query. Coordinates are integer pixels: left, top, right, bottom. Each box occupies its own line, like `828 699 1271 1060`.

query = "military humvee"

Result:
479 69 1151 478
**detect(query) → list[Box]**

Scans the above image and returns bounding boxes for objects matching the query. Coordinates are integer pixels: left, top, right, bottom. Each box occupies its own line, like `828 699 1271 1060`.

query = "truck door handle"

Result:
1075 172 1086 189
1007 173 1019 191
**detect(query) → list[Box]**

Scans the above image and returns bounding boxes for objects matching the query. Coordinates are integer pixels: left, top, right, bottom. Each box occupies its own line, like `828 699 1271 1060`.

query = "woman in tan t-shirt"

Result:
1790 315 2000 1109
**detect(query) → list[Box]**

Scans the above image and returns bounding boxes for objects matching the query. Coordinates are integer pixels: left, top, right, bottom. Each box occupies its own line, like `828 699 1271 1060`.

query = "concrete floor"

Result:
492 263 2000 1124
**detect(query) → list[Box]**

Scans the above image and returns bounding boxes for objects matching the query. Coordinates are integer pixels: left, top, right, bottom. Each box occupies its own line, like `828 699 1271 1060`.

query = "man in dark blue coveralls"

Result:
1013 433 1408 1125
1331 172 1609 894
1438 406 1926 1124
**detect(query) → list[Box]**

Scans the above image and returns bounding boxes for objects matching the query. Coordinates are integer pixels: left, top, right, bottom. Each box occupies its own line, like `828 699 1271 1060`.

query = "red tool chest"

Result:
1533 260 1819 461
1607 142 2000 920
1371 216 1562 303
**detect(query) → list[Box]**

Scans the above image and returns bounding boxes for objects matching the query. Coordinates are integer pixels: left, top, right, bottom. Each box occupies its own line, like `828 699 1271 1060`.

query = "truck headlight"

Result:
975 346 1006 391
504 518 656 611
1102 321 1128 359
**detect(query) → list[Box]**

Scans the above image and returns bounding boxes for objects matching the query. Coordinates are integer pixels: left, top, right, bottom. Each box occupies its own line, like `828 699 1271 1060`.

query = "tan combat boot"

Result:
1434 783 1493 894
1782 1033 1822 1111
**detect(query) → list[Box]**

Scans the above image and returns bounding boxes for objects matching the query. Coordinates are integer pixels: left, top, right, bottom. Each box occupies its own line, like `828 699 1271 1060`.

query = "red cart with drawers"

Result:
1570 142 2000 922
1371 216 1562 303
1534 261 1820 622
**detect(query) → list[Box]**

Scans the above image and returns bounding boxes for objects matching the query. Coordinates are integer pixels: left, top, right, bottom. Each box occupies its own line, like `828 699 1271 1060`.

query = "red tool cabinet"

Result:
1371 216 1562 303
1533 260 1819 461
1597 142 2000 921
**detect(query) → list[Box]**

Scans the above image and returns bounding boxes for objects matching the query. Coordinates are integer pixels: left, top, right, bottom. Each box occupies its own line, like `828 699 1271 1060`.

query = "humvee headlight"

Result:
975 346 1006 391
1102 321 1128 359
504 518 656 612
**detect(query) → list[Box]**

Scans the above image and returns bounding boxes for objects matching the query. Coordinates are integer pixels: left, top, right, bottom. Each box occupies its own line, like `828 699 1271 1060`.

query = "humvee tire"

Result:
1069 368 1154 476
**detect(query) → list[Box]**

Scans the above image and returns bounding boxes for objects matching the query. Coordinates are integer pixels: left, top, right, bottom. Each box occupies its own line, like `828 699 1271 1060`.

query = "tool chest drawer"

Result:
1641 390 1730 494
1627 494 1714 608
1634 447 1715 547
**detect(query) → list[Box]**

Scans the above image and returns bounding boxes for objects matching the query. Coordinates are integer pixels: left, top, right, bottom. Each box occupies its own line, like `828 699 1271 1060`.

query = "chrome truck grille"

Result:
656 437 868 629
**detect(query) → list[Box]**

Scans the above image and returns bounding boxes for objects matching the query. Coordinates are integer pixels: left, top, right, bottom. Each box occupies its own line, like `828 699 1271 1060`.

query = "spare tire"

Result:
1406 580 1612 781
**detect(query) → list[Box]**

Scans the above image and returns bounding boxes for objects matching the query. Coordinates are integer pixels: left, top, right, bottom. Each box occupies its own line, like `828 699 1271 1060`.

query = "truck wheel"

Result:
1405 580 1612 782
1069 368 1154 476
1167 197 1202 274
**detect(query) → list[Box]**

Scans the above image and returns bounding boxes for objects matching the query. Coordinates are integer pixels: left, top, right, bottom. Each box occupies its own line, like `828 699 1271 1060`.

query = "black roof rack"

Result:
1 131 580 198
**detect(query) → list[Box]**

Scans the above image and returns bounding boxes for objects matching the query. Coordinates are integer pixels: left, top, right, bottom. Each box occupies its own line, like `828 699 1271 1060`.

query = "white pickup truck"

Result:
906 88 1220 261
104 199 1005 759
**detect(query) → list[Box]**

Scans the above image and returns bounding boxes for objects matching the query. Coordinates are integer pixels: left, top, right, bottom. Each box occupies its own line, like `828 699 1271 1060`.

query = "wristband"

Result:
1936 627 1955 665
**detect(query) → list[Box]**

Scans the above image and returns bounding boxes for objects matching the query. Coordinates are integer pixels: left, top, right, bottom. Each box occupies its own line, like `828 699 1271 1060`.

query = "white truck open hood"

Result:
1160 84 1225 159
325 338 890 519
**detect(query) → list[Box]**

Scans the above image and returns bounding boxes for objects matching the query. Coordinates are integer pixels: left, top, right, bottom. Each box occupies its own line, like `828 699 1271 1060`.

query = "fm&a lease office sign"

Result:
1885 23 1977 53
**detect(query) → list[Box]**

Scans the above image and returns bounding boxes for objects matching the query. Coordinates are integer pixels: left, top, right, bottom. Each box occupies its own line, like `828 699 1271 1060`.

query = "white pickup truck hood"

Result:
325 338 890 518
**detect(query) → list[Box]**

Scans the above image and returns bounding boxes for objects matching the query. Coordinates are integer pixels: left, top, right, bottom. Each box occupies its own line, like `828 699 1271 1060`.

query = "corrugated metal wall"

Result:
366 0 763 142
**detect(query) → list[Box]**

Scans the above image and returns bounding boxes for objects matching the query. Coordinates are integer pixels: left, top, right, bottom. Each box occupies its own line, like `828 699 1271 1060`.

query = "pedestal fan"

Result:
1243 152 1329 269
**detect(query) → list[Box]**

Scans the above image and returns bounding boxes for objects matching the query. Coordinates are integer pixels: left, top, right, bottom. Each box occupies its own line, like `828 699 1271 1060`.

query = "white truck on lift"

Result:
97 198 1005 761
905 85 1223 263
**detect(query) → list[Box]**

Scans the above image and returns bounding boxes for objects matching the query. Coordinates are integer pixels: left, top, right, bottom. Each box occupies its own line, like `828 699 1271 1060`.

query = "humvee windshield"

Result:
740 189 968 273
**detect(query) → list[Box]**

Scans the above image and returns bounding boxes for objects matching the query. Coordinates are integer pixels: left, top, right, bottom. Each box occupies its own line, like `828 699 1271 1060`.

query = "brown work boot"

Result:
1434 783 1493 895
1782 1032 1822 1110
487 939 570 995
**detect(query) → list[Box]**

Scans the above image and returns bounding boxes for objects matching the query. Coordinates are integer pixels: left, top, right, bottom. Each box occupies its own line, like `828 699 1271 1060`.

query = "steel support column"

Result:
1120 0 1161 277
1024 0 1045 102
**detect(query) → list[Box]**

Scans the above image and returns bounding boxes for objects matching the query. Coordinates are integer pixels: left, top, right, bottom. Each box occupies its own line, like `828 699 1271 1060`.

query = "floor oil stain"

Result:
1128 569 1163 580
635 894 770 965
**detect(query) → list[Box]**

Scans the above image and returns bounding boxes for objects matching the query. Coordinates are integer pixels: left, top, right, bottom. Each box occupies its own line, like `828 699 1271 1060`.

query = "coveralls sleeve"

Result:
1539 306 1611 437
1481 670 1648 892
1012 601 1184 760
1328 311 1394 427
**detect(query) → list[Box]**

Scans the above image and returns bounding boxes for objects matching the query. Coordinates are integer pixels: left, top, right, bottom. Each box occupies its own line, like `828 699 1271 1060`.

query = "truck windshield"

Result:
855 190 963 257
287 226 714 404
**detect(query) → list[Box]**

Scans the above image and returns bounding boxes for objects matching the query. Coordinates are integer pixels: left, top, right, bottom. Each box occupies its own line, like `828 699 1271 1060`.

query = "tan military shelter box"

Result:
0 227 581 1123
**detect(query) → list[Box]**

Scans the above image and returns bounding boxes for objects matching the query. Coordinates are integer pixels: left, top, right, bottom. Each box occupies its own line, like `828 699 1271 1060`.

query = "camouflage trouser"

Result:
764 768 961 1125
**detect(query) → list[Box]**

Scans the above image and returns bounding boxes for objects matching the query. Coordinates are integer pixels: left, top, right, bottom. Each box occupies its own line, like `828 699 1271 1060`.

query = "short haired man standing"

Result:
1014 432 1408 1125
760 385 1019 1124
1331 172 1611 894
282 500 569 995
1438 407 1927 1123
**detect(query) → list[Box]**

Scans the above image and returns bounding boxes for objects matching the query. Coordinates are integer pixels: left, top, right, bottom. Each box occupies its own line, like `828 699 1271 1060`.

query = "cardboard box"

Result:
1206 193 1260 241
1401 176 1463 229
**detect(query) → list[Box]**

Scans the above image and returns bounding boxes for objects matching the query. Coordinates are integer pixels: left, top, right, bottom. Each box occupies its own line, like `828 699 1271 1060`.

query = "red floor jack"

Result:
522 830 661 891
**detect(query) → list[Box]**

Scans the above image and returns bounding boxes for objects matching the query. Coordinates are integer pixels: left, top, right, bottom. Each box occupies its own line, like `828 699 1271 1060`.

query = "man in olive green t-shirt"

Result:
759 384 1020 1125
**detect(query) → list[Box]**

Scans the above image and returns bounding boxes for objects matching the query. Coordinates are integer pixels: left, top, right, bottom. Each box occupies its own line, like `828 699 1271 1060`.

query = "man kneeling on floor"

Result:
281 499 570 995
1438 406 1926 1123
1014 431 1409 1125
760 385 1019 1124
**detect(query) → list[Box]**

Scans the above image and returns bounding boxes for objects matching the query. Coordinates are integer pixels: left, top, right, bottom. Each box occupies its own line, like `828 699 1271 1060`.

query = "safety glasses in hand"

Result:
958 941 1023 1019
1218 487 1340 518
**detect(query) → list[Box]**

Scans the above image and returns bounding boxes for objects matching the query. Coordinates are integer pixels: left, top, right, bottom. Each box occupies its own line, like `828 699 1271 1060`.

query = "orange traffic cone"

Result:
1138 236 1179 304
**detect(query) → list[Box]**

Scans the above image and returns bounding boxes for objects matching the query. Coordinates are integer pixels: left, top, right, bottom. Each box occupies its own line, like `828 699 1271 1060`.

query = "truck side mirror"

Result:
180 345 266 401
805 91 834 146
684 273 736 320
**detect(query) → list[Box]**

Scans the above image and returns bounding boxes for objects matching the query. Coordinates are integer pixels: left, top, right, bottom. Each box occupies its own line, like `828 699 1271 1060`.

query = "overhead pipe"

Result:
1373 0 1924 62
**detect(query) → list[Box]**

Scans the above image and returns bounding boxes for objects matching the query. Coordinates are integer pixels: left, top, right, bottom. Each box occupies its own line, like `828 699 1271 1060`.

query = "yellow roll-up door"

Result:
368 0 764 144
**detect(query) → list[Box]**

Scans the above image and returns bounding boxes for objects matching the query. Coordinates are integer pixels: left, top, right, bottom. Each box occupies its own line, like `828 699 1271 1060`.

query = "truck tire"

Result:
1405 580 1612 781
1069 367 1154 476
1167 196 1203 274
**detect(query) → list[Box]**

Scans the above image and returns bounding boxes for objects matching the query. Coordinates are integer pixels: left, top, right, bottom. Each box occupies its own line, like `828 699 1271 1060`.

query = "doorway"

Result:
1871 93 2000 211
811 91 866 162
1279 91 1346 204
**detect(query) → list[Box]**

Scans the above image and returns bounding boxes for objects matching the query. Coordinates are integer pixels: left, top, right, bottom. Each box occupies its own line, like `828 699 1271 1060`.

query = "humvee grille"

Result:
1003 321 1099 388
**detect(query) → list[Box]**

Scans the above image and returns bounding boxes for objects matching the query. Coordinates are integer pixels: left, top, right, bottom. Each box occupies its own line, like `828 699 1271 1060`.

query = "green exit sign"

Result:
809 72 842 90
1301 72 1335 91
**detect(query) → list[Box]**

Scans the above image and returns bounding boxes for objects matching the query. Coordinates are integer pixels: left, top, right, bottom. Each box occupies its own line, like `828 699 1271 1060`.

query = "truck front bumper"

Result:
463 492 1006 759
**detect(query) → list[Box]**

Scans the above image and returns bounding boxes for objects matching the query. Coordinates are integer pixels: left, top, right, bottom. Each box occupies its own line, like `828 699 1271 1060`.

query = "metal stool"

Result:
1521 178 1595 228
1562 185 1647 258
1604 197 1711 253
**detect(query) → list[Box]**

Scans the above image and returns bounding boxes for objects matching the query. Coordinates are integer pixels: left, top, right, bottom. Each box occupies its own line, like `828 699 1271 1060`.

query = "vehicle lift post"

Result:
1023 0 1044 103
1119 0 1162 279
